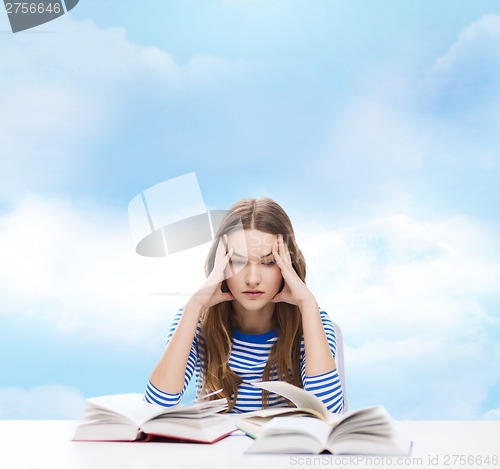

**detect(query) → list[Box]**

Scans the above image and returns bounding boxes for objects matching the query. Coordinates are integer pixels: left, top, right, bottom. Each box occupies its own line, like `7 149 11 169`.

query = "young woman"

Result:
145 197 344 414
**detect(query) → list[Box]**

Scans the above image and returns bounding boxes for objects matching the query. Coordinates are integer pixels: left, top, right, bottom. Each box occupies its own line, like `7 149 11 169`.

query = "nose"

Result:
245 263 261 286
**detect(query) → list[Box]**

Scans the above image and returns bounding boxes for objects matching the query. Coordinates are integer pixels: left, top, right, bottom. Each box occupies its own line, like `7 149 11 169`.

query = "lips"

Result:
243 290 264 298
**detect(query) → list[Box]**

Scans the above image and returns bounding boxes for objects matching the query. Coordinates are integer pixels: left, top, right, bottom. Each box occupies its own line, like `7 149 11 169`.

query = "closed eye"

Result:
230 259 246 266
262 259 276 266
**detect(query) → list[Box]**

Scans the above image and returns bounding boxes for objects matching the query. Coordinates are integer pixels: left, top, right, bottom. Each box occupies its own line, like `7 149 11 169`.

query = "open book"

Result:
236 381 412 455
72 393 236 444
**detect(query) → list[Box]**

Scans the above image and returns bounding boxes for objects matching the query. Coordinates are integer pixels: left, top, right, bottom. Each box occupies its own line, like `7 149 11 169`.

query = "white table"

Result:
1 420 499 469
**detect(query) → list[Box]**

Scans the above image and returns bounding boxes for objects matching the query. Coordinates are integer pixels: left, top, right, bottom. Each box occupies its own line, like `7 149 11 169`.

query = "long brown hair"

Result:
200 197 306 411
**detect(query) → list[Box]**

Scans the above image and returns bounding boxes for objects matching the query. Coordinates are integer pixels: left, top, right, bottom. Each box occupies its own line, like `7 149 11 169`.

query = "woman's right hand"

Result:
186 235 235 311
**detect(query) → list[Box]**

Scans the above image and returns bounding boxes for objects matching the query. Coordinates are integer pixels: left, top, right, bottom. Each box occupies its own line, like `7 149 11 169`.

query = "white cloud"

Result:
325 97 425 173
295 213 500 418
421 13 500 160
483 406 500 420
0 384 85 419
313 14 500 199
311 86 432 206
301 213 500 340
1 10 499 420
430 14 500 89
0 195 211 345
425 15 500 161
1 194 499 418
0 15 257 199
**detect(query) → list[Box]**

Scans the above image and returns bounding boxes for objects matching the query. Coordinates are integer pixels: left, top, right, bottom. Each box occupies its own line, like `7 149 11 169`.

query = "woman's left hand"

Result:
271 234 316 308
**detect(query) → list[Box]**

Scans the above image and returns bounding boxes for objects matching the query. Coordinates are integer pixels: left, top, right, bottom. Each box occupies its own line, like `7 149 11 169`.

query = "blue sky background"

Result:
1 0 499 420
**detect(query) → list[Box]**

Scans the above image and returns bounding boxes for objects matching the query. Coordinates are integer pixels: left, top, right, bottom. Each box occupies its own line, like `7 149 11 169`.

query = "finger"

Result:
224 247 235 279
273 235 289 269
278 234 292 265
206 243 233 289
215 236 233 269
223 234 236 277
272 240 284 268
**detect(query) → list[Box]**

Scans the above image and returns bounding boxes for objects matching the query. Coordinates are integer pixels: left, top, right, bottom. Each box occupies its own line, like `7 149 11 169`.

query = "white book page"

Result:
85 394 227 427
240 407 325 421
72 422 142 441
251 381 329 420
85 394 164 427
142 415 236 442
261 416 331 446
329 433 412 456
330 406 390 428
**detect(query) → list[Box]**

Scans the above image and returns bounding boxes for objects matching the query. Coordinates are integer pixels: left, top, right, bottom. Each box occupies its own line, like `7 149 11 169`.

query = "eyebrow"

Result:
232 251 273 259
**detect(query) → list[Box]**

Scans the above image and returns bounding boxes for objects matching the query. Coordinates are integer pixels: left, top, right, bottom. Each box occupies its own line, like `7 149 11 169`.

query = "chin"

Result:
233 296 271 310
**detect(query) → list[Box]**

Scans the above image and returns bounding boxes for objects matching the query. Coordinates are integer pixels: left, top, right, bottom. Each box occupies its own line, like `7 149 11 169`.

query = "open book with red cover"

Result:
72 393 236 444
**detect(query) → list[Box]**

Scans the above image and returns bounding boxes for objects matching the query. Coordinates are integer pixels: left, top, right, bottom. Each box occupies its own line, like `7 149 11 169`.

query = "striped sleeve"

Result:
143 309 199 407
300 310 344 414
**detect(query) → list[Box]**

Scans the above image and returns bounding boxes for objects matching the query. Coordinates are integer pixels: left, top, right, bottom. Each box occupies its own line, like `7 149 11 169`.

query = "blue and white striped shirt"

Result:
144 309 344 414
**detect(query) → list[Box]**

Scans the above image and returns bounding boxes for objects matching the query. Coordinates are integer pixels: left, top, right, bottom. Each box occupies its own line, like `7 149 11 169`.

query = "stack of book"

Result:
72 381 412 456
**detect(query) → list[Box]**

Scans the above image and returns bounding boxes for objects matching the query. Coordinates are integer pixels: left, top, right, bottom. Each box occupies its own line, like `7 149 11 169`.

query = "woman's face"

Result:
225 229 283 311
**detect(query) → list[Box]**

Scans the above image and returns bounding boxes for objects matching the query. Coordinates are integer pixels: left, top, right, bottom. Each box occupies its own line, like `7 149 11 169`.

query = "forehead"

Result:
226 229 276 256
